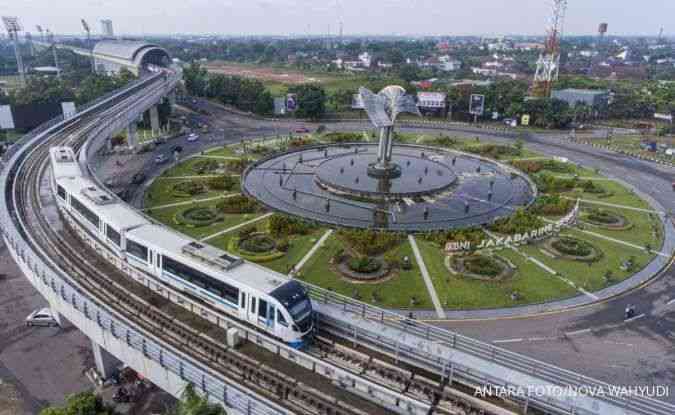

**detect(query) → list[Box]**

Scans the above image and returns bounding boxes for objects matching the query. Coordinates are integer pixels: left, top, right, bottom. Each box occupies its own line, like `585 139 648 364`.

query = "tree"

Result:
183 62 209 96
289 84 327 120
38 392 117 415
167 384 227 415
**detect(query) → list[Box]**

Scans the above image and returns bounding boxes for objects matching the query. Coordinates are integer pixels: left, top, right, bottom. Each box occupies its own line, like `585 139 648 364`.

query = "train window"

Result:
71 196 100 228
126 239 148 262
106 226 121 247
56 185 66 200
250 297 256 313
162 255 239 305
258 299 268 319
277 310 288 326
240 293 246 308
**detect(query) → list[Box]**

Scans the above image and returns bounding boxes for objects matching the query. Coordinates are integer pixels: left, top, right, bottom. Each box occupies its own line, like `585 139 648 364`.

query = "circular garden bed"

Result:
175 207 223 227
227 232 285 263
172 181 208 198
446 254 514 281
581 209 631 230
336 255 390 283
545 236 602 262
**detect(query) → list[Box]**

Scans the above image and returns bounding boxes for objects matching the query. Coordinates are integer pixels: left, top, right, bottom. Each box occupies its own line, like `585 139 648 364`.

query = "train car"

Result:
124 224 313 347
52 176 150 254
50 146 313 348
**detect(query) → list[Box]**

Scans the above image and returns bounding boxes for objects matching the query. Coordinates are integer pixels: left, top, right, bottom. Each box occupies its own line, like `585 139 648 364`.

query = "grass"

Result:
146 199 263 240
520 231 655 292
143 177 238 208
417 240 578 309
299 234 434 309
579 209 664 248
566 180 653 210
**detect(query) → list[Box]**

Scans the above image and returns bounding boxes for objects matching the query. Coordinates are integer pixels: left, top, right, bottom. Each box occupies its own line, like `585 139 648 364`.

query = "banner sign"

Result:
445 200 580 252
469 94 485 116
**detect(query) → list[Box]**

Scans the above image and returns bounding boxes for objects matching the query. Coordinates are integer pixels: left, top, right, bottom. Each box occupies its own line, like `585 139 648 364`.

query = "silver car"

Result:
25 308 59 327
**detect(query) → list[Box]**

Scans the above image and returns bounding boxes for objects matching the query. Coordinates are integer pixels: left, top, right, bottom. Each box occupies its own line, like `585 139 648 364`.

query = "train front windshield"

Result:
270 281 313 333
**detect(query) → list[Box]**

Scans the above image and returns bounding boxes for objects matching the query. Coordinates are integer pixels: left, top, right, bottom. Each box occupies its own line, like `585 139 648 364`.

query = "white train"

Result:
49 146 314 348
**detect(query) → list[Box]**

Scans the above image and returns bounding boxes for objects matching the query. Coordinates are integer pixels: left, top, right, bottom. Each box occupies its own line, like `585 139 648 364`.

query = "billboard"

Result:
469 94 485 116
521 114 531 126
286 93 298 112
62 102 77 119
417 92 447 109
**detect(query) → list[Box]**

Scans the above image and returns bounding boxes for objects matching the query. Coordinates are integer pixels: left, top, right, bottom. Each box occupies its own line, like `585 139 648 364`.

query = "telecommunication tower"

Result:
81 19 95 73
2 16 25 87
532 0 567 98
598 22 608 41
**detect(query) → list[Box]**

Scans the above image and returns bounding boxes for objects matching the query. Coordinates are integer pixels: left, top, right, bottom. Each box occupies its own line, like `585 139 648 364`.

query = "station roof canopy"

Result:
93 40 170 68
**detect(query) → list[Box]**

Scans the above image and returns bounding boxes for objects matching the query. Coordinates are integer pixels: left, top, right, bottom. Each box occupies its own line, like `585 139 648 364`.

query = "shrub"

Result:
586 209 620 224
238 225 256 239
552 237 593 256
207 175 237 191
192 159 220 175
277 238 290 252
461 144 521 159
463 256 503 277
323 132 363 143
421 227 485 247
239 234 276 254
530 194 574 216
348 256 382 273
337 229 403 256
269 214 315 237
225 158 251 174
533 173 576 194
490 209 544 235
582 180 605 194
512 160 543 174
217 195 260 214
176 207 222 227
172 181 208 197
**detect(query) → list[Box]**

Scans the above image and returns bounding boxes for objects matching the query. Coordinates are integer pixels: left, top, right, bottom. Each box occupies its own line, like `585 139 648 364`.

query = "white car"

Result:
26 308 59 327
187 133 199 142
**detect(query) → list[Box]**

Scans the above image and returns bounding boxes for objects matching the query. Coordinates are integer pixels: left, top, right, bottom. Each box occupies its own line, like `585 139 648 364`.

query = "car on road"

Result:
131 173 146 185
154 154 168 164
187 133 199 142
26 308 59 327
294 126 310 133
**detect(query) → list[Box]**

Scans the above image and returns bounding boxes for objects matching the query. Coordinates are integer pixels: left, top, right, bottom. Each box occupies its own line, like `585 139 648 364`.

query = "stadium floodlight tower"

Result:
45 28 61 79
532 0 567 97
81 19 95 72
2 16 25 87
36 25 45 42
359 86 421 179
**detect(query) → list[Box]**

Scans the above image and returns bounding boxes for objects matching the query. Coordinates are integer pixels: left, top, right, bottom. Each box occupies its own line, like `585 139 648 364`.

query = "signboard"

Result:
0 105 14 129
351 94 364 110
285 93 298 112
61 102 77 119
417 92 447 109
469 94 485 116
446 200 580 252
521 114 531 126
274 97 286 115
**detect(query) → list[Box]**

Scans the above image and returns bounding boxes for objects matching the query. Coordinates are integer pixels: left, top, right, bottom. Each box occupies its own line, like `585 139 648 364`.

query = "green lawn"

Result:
566 180 653 209
579 209 663 248
146 199 263 240
144 178 237 208
299 234 434 309
520 231 655 292
417 240 578 309
204 146 237 157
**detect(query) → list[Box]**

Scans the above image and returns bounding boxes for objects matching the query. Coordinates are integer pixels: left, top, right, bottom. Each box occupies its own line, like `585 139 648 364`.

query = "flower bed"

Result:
192 159 220 175
447 254 515 281
227 233 285 262
545 236 602 262
175 207 223 227
172 181 208 198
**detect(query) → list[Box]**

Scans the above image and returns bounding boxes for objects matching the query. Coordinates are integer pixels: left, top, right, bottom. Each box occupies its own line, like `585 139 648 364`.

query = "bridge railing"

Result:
0 74 291 415
301 282 675 415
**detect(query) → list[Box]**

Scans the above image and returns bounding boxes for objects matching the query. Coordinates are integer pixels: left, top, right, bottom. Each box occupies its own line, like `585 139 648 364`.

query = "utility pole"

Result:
2 16 25 87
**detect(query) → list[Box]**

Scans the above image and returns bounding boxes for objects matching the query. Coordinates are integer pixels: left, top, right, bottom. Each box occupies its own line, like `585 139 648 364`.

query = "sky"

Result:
0 0 672 37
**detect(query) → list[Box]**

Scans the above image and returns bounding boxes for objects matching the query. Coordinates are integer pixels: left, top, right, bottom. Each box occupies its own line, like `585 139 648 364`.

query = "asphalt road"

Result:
57 98 675 405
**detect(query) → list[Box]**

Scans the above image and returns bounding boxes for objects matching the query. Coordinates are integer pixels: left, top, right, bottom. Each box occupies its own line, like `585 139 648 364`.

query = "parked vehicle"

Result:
154 154 168 164
187 133 199 142
25 308 59 327
294 126 310 133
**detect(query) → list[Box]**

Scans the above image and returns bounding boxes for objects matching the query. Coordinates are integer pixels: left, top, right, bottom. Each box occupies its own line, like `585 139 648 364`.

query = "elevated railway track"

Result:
1 71 674 415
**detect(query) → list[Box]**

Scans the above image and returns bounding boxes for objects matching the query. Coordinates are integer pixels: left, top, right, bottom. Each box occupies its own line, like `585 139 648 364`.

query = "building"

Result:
417 92 448 117
101 19 114 38
93 40 171 76
551 89 610 110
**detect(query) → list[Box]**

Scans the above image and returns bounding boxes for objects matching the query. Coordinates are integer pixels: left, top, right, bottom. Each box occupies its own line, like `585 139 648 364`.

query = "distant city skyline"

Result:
0 0 672 37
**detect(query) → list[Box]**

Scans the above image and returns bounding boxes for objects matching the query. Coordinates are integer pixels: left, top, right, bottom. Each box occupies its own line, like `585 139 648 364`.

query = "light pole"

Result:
81 19 95 73
45 28 61 79
2 16 25 87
